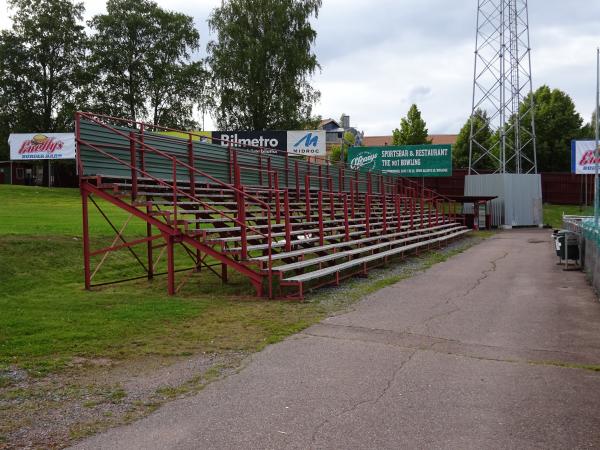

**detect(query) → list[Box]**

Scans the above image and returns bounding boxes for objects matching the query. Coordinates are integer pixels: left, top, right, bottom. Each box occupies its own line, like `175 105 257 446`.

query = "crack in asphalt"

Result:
305 322 591 359
309 349 419 446
303 324 600 372
462 251 509 298
415 251 510 336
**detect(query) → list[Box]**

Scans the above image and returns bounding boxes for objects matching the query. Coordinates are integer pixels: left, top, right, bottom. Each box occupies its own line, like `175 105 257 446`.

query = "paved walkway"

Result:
73 230 600 449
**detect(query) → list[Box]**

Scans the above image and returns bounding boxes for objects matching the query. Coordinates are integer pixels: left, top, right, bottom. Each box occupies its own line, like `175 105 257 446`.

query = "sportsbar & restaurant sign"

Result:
347 144 452 177
571 140 600 174
9 133 76 160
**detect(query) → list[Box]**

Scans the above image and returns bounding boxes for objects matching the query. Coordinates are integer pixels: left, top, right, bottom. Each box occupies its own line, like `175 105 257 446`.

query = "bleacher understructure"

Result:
76 113 469 299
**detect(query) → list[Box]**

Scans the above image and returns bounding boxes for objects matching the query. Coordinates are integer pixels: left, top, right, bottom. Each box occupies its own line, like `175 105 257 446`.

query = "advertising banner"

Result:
159 129 326 156
9 133 75 160
211 131 287 155
286 130 326 156
347 144 452 177
571 140 600 174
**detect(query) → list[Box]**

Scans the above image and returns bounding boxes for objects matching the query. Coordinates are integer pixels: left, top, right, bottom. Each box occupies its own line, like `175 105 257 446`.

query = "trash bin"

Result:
554 230 579 260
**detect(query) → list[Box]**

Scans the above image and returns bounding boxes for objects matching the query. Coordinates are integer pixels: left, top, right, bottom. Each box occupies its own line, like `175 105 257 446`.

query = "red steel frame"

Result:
76 112 459 299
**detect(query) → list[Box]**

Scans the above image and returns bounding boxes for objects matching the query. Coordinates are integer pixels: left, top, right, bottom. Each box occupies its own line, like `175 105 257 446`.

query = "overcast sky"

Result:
1 0 599 135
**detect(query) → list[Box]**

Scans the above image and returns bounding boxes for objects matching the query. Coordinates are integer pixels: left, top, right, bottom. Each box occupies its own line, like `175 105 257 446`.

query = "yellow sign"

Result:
159 130 212 142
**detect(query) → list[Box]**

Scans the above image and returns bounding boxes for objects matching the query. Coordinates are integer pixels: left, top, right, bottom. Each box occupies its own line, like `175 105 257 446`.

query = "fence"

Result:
421 170 595 205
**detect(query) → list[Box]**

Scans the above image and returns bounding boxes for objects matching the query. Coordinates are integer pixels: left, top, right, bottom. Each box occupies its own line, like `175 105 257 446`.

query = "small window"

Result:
16 168 24 179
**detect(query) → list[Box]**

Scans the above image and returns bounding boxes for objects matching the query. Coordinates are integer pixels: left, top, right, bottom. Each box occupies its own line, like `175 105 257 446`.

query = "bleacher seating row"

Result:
77 112 468 299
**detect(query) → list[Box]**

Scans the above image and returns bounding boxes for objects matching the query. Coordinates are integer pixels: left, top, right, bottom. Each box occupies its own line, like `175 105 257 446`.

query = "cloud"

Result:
1 0 599 134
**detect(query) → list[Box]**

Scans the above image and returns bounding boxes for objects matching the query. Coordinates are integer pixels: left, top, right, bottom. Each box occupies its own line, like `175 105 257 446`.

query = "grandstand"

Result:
76 113 469 299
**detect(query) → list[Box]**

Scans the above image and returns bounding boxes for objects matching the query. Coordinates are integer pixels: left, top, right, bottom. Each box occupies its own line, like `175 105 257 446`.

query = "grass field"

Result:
0 185 328 376
542 203 593 229
0 185 495 380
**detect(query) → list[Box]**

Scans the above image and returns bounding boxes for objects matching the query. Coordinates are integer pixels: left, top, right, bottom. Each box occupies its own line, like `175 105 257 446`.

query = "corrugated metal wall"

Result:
78 119 400 194
465 174 542 227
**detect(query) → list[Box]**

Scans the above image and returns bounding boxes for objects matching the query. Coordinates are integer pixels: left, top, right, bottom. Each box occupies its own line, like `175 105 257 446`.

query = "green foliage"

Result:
392 104 431 146
454 109 497 170
302 115 322 130
207 0 321 130
581 109 598 139
521 85 583 172
543 203 593 228
328 131 355 162
0 0 86 158
87 0 205 127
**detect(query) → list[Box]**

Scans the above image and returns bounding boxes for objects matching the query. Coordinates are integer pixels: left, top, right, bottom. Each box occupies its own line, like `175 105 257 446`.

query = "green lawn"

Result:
543 203 593 229
0 185 324 375
0 185 491 378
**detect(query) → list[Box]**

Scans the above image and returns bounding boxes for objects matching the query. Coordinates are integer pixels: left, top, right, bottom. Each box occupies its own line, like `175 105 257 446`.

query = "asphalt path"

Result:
72 230 600 449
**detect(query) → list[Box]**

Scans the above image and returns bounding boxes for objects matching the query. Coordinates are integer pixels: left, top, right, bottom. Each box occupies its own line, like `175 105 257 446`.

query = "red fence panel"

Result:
419 170 594 205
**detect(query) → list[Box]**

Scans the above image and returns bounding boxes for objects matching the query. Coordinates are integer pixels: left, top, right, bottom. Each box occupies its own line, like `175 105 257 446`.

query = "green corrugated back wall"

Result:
79 118 388 194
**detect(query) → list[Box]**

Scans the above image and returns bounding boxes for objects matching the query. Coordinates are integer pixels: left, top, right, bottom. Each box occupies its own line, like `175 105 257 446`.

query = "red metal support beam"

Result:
274 172 281 223
284 190 292 252
318 191 324 246
295 160 300 200
343 194 350 241
146 201 154 279
382 192 387 233
365 195 371 238
81 188 91 290
305 174 311 221
166 234 175 295
284 152 289 187
90 234 163 257
318 165 322 191
396 195 402 232
428 199 433 227
349 180 354 218
171 159 178 227
329 191 334 220
187 135 196 198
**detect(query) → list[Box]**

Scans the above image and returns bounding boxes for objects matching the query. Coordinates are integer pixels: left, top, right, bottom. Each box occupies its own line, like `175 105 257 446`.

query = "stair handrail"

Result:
77 112 279 297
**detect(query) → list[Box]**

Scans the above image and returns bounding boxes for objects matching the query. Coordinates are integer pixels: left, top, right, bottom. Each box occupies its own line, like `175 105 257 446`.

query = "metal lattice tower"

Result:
468 0 537 174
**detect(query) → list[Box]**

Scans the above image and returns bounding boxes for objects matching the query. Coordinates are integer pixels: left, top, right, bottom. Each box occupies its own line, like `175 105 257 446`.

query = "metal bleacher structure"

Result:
76 112 470 299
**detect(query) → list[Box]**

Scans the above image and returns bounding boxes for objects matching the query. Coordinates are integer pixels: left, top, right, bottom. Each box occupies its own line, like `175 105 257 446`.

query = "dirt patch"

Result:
0 351 246 449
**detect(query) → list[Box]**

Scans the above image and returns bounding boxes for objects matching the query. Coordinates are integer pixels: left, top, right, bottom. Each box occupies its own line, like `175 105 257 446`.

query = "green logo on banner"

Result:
347 144 452 177
349 150 379 170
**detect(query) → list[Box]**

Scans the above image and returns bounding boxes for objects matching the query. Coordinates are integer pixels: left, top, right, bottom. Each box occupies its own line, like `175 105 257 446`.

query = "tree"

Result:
520 85 583 172
0 0 86 161
207 0 321 130
88 0 204 127
392 104 431 145
581 109 598 139
453 109 496 170
329 131 355 162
